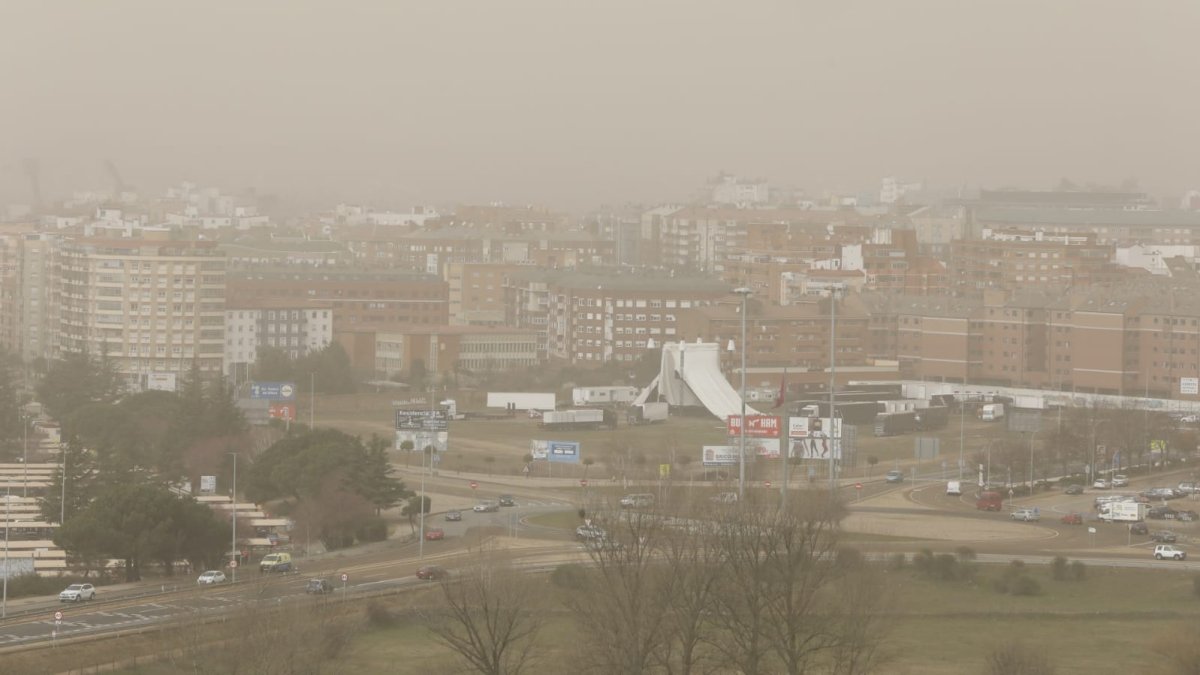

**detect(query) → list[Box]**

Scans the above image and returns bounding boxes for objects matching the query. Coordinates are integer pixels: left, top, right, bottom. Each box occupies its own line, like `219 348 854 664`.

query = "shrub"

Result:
365 601 395 628
1050 556 1069 581
355 517 388 543
1010 576 1042 596
993 560 1040 596
836 547 864 570
983 640 1057 675
550 563 590 590
887 553 906 571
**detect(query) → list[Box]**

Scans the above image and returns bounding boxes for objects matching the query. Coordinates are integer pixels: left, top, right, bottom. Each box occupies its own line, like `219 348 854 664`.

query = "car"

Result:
1179 415 1200 424
1154 544 1187 561
575 524 607 541
305 578 333 594
498 495 516 507
1178 482 1199 495
885 470 904 484
259 552 293 573
1149 506 1179 520
619 493 655 509
425 527 445 541
444 510 462 522
1011 508 1041 522
1093 479 1111 490
710 492 738 504
196 570 227 585
1130 522 1149 535
416 565 448 580
473 500 499 513
1178 510 1199 522
59 583 96 602
527 409 542 419
1151 530 1178 544
1112 475 1130 488
1060 512 1084 525
1064 484 1084 495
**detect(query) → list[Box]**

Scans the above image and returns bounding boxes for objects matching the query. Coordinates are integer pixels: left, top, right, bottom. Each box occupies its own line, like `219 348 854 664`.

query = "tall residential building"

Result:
223 301 334 380
56 237 226 388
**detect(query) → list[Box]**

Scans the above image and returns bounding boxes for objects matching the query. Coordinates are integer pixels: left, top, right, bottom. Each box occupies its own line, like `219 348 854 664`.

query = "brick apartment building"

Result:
226 269 448 332
444 262 522 325
948 229 1128 292
504 269 732 364
335 324 540 379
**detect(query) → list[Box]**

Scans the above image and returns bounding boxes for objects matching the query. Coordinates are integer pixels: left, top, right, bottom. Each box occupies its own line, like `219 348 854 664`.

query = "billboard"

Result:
746 437 781 458
726 415 782 438
787 417 843 460
702 445 739 467
547 441 581 463
147 372 177 392
395 430 448 454
250 381 296 401
199 475 217 494
395 409 449 431
530 440 549 460
1183 377 1199 396
268 403 296 421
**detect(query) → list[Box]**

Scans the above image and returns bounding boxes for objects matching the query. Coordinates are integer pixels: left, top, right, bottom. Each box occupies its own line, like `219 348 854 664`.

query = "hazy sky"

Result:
1 1 1197 211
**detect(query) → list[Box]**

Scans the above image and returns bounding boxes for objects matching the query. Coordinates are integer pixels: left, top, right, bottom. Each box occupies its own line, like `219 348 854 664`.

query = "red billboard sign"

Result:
726 415 782 438
268 403 296 421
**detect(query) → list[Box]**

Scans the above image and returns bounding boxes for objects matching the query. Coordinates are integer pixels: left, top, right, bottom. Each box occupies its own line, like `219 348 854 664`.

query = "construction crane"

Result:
104 158 133 196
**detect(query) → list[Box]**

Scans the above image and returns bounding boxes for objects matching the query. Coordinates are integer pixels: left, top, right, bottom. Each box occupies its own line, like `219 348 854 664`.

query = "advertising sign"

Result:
199 475 217 494
787 417 842 459
147 372 177 392
394 409 449 431
746 437 781 458
726 415 782 438
702 445 739 467
1183 377 1200 396
268 403 296 421
395 430 448 453
250 381 296 401
530 440 549 460
546 441 581 463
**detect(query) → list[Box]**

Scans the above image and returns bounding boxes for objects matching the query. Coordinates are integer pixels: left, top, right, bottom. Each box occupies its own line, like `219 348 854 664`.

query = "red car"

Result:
416 565 447 580
1061 512 1084 525
424 527 445 541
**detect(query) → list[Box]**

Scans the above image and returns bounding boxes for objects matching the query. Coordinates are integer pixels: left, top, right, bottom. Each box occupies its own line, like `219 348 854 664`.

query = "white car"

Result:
196 570 227 585
1112 475 1129 488
1010 508 1041 522
59 583 96 602
473 500 499 513
1093 479 1110 490
1154 544 1187 561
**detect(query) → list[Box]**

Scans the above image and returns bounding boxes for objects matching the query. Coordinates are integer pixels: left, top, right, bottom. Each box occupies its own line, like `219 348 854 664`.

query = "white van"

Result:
946 481 962 496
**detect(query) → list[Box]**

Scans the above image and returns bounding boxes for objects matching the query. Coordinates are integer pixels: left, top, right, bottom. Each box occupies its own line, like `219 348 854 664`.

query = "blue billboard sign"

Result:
546 441 581 464
250 381 296 401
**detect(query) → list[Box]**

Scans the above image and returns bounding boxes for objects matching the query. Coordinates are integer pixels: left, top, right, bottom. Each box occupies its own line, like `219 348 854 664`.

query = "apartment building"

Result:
504 269 732 364
948 229 1126 292
444 262 522 325
226 269 448 331
223 301 334 379
56 236 226 388
335 324 540 378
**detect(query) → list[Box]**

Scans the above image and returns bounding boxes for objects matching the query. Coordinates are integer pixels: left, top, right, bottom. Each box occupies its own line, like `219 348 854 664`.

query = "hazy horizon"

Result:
2 0 1197 212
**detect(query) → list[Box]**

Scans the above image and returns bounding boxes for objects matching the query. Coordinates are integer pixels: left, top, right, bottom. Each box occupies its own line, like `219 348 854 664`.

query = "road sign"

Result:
855 483 863 490
395 409 449 431
579 479 588 487
268 402 296 421
1088 527 1097 534
764 480 772 488
469 481 478 490
230 559 238 568
340 573 348 583
250 381 296 401
54 611 62 621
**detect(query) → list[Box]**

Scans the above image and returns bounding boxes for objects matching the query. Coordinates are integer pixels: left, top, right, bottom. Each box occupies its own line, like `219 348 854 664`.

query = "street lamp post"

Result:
2 486 9 618
228 452 238 584
734 287 752 501
828 287 839 494
21 415 27 498
1090 419 1110 485
958 391 966 480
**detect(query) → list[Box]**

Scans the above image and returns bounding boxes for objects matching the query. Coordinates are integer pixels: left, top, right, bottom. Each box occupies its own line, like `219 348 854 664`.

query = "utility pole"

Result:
310 372 315 429
21 415 27 498
3 486 9 618
958 390 966 480
734 288 752 501
60 449 67 525
229 452 237 584
418 439 427 560
828 288 838 494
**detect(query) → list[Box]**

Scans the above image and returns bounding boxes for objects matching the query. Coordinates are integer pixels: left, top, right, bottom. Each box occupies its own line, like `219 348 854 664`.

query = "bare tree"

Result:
654 516 723 675
431 558 544 675
567 508 674 675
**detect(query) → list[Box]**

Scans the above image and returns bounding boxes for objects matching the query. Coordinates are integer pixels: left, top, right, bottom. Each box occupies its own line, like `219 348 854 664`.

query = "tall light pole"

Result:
3 486 9 618
958 390 966 480
734 287 752 501
418 437 428 560
828 287 838 494
228 452 238 584
1090 418 1110 485
310 372 315 430
21 415 27 498
60 448 67 525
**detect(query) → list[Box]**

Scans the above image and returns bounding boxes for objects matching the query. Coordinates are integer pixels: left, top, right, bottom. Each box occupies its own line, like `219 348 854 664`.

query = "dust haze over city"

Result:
4 2 1200 674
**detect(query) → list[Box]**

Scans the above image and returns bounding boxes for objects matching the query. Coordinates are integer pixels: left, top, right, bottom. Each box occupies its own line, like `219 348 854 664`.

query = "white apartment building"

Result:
223 304 333 379
56 236 227 389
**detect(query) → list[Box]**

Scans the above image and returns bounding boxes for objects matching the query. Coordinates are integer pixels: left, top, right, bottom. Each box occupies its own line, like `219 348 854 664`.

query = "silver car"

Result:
59 583 96 602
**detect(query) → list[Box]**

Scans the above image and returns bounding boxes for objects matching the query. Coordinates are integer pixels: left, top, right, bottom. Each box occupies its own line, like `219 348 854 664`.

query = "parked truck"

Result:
976 491 1004 511
540 409 617 430
979 403 1006 422
573 386 638 407
627 402 668 425
486 392 556 412
1099 501 1148 523
914 405 950 431
874 411 917 436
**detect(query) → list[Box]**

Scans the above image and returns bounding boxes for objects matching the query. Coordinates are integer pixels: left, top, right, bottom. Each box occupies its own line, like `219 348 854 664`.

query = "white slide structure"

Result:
639 341 759 420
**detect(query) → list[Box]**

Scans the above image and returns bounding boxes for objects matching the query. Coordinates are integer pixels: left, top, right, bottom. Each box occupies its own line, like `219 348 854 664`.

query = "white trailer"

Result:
627 402 668 425
1099 501 1148 523
572 386 639 407
486 392 557 411
979 403 1006 421
541 409 616 430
